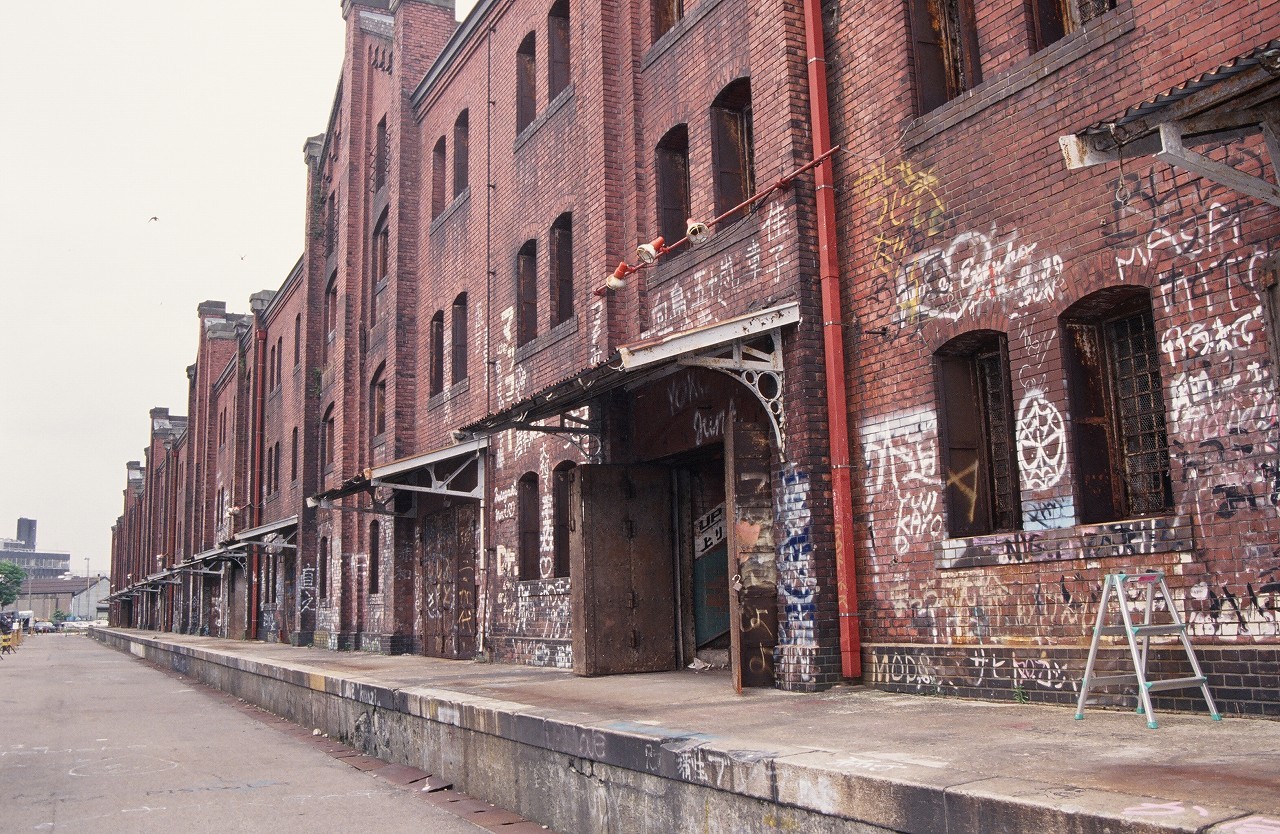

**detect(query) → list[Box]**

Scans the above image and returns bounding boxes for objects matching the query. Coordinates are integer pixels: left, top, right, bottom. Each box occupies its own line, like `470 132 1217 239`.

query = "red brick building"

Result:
109 0 1279 713
828 0 1280 712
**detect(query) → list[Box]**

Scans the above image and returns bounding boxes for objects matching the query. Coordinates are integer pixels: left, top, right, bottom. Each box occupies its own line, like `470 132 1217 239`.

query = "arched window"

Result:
432 136 447 219
547 0 571 100
374 116 388 191
453 111 470 197
452 293 468 384
1061 288 1172 523
321 404 336 470
552 461 575 578
371 366 387 436
655 125 690 249
517 472 540 580
275 336 284 387
368 520 380 593
429 310 445 396
371 210 389 324
516 240 538 346
293 313 301 365
291 426 298 481
516 33 537 133
550 213 573 327
323 272 338 362
711 78 754 219
935 331 1019 536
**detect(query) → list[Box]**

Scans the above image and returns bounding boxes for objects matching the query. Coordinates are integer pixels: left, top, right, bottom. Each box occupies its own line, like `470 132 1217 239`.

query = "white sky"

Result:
0 1 472 575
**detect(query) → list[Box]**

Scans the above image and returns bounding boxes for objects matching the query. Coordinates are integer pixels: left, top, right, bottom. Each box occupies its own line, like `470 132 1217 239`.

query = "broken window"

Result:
656 125 690 250
429 310 445 397
517 33 537 134
653 0 683 41
453 110 469 197
935 331 1020 537
909 0 982 113
432 136 447 219
711 78 754 220
452 293 468 384
548 0 571 100
1029 0 1116 51
552 462 575 579
517 472 541 580
1061 289 1173 524
550 213 573 327
517 240 538 346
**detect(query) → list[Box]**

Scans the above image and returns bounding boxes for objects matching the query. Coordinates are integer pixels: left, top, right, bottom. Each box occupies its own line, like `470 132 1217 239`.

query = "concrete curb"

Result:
91 629 1274 834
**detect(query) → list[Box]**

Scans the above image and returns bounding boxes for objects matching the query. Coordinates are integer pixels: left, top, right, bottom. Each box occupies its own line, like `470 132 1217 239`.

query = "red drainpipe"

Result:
250 326 266 640
801 0 861 678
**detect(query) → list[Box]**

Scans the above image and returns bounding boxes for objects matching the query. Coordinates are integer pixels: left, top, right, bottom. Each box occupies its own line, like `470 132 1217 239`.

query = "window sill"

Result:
642 0 730 70
429 186 471 233
903 1 1135 149
936 512 1192 569
428 378 470 410
514 314 579 363
513 85 575 152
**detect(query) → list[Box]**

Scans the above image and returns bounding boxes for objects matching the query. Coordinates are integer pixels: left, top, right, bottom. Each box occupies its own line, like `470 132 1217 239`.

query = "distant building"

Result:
0 518 72 579
0 574 106 622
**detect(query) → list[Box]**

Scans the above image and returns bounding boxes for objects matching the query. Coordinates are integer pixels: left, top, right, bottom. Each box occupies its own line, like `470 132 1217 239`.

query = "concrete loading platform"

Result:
91 629 1280 833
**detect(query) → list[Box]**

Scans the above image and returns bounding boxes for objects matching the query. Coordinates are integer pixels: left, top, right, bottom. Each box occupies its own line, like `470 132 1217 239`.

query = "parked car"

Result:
33 621 56 634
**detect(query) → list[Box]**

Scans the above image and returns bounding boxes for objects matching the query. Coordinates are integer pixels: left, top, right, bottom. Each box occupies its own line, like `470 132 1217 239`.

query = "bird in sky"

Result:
148 216 158 223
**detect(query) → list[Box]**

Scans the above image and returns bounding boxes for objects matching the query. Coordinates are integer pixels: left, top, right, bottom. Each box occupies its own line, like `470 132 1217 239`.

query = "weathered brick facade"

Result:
108 0 1279 714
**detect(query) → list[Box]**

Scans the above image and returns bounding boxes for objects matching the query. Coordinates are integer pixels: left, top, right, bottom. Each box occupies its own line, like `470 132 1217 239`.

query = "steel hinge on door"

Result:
624 519 634 539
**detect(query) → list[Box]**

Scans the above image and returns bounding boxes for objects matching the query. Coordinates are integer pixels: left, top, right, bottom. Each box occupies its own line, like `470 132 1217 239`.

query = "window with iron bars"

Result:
909 0 982 113
935 331 1020 537
1061 289 1173 524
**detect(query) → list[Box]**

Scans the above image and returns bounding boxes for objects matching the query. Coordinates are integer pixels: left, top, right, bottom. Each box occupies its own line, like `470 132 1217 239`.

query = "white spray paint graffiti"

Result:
776 465 816 684
648 206 791 336
894 225 1063 326
862 408 941 557
1016 389 1066 491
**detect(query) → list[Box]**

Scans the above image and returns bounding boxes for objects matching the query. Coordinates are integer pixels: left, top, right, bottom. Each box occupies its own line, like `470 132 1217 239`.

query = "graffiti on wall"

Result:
855 158 949 280
869 645 1079 693
776 465 816 682
862 408 941 559
893 225 1064 327
648 201 793 337
299 567 316 613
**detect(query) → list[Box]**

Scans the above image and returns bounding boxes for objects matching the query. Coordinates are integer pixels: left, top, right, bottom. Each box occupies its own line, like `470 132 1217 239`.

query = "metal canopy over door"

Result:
570 464 677 676
420 502 478 659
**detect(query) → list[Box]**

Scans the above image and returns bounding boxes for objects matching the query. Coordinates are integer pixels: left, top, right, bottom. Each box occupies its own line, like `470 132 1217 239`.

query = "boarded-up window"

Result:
1061 289 1173 524
653 0 683 41
453 110 469 197
550 213 573 327
711 79 754 220
518 473 541 580
452 293 468 384
935 332 1019 537
322 404 336 470
548 0 571 100
432 137 447 219
372 370 387 435
656 125 690 249
552 462 575 578
374 116 388 191
517 240 538 346
291 426 298 481
517 34 537 133
429 310 445 396
909 0 982 113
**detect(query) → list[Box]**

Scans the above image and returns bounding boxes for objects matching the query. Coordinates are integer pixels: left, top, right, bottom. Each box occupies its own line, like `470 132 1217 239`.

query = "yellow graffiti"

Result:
855 159 948 279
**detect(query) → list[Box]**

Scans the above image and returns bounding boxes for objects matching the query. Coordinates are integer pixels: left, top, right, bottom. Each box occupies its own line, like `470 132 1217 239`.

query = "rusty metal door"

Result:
570 465 677 676
421 502 478 659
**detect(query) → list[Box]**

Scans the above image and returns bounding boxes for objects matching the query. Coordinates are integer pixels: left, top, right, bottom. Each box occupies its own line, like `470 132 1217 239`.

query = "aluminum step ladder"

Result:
1075 571 1221 729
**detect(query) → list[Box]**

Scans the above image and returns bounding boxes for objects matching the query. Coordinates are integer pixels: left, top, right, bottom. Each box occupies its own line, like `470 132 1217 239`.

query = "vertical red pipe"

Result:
801 0 861 678
250 327 266 640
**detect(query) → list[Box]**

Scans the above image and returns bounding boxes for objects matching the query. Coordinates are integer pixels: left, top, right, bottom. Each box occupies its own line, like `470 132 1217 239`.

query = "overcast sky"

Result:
1 1 471 575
